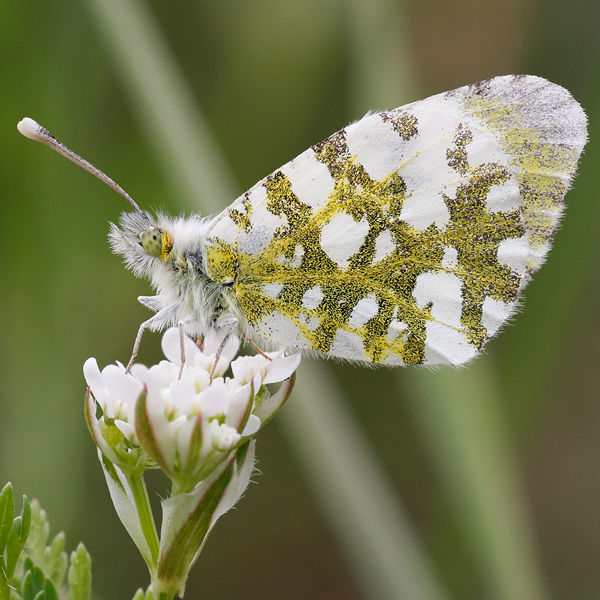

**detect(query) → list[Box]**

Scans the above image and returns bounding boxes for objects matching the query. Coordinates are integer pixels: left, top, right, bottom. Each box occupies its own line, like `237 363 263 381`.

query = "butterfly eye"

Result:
141 227 163 257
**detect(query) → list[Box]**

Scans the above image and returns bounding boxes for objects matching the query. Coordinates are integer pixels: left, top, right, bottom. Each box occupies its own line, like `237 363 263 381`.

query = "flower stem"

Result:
127 473 160 567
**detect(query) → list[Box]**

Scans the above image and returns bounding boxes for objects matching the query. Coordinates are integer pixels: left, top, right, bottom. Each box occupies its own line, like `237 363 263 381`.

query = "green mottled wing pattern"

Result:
204 75 586 366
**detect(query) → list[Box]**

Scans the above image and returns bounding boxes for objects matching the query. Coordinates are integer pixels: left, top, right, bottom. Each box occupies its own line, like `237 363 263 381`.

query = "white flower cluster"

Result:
84 328 300 491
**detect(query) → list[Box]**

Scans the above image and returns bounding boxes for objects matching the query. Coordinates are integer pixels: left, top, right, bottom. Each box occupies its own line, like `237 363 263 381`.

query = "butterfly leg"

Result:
177 315 195 379
242 335 273 361
138 295 165 313
125 305 179 372
209 321 238 382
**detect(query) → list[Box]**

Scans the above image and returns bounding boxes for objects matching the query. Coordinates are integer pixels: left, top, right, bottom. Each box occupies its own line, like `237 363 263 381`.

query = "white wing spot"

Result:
373 229 395 263
424 322 477 366
280 149 335 214
256 311 312 350
275 244 304 268
320 212 370 269
238 224 276 254
485 177 521 212
383 353 405 366
387 319 408 342
482 297 515 336
262 283 283 298
301 286 324 310
298 313 321 331
413 271 463 329
441 246 458 269
349 294 379 328
345 113 412 181
330 329 366 361
206 215 238 245
497 236 533 276
400 190 451 231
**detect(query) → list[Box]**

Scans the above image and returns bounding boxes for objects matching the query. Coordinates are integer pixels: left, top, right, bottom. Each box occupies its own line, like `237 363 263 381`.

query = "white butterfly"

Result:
19 75 587 368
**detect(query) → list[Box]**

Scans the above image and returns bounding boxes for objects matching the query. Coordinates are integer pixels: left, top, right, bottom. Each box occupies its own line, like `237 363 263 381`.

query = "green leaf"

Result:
0 483 15 553
131 588 153 600
42 577 59 600
6 497 31 578
25 501 48 566
20 498 31 548
67 543 91 600
41 533 67 589
20 562 44 600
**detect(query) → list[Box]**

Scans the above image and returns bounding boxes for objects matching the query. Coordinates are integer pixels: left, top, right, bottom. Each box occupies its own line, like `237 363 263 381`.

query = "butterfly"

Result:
19 75 587 367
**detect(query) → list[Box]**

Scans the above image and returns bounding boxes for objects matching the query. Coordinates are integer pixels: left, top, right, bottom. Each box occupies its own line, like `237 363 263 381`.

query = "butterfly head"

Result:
109 210 176 279
140 226 173 259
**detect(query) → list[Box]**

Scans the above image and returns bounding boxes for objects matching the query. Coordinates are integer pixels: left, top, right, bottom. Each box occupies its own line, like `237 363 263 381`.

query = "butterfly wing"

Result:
204 75 587 366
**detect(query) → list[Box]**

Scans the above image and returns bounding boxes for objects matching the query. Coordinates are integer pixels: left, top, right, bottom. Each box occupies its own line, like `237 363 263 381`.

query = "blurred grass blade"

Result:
403 359 549 600
83 0 236 214
83 0 448 598
347 0 417 117
283 362 450 600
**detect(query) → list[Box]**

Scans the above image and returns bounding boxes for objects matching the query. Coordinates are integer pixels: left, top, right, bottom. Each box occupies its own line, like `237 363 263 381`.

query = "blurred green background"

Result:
1 1 600 599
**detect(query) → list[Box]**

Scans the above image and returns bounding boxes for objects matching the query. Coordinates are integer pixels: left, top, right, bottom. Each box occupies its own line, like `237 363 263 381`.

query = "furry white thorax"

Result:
109 210 239 340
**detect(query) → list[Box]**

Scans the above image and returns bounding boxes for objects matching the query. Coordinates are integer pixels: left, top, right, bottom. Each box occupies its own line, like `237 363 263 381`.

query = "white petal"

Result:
192 367 211 391
149 361 176 387
83 358 105 404
161 327 200 366
209 421 241 451
263 354 301 384
256 371 265 389
202 331 221 356
130 364 177 470
198 382 231 417
102 365 144 404
231 356 251 383
169 379 196 415
114 420 137 444
225 383 252 431
175 418 197 471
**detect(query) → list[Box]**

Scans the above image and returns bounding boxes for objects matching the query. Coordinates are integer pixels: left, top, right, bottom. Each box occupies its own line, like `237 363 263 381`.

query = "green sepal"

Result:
6 497 31 577
67 543 91 600
0 483 15 553
251 372 296 429
155 460 235 597
234 440 251 470
180 416 203 482
100 453 126 491
135 388 174 477
235 380 254 435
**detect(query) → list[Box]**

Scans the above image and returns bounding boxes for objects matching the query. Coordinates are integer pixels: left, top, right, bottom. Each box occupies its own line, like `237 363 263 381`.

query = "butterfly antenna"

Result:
17 117 143 213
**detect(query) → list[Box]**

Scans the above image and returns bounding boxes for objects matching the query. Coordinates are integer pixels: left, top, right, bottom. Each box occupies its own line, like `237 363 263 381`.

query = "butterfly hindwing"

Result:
204 75 587 366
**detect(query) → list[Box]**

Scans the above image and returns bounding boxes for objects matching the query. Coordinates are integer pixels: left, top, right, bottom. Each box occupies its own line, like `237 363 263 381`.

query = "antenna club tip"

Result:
17 118 47 142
